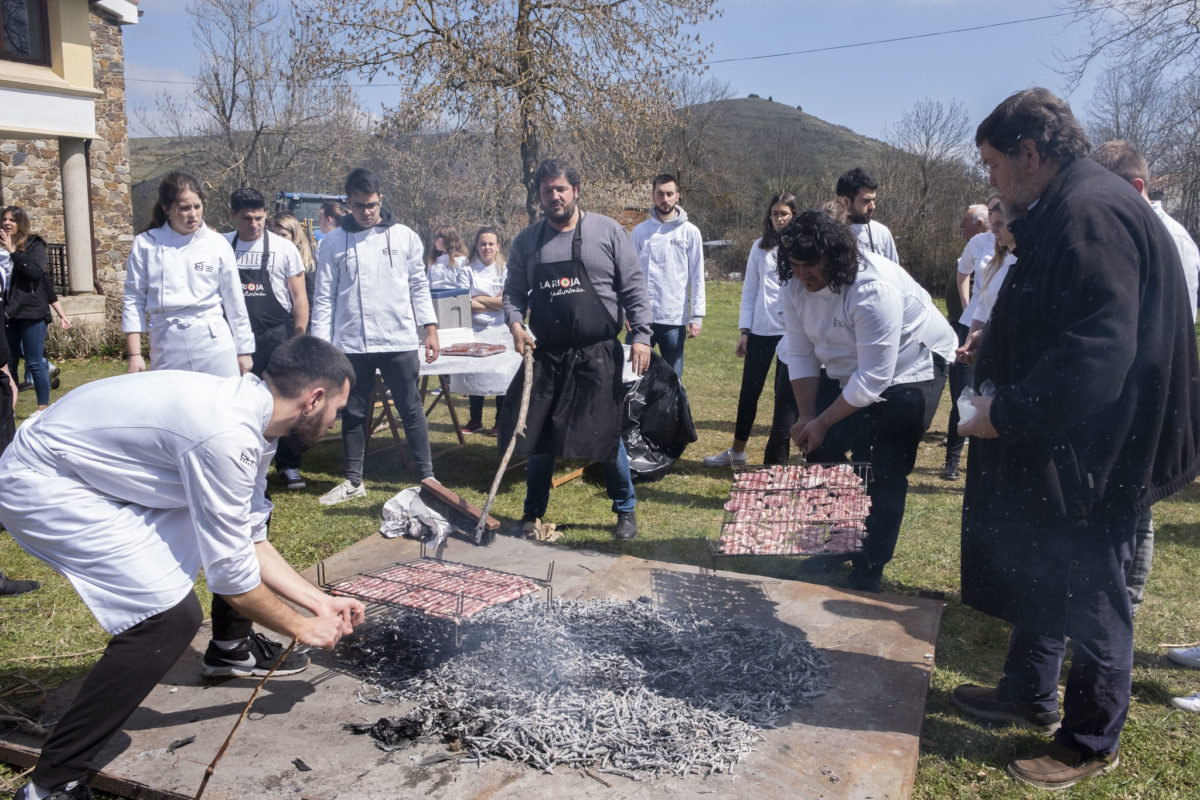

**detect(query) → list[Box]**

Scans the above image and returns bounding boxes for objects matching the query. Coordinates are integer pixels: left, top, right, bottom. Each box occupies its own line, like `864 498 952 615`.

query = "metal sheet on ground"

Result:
0 533 942 800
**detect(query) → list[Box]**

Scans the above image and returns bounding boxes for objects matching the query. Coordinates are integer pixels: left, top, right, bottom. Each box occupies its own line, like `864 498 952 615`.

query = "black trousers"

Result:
33 593 204 788
997 512 1137 757
945 322 974 464
808 367 947 577
734 333 797 464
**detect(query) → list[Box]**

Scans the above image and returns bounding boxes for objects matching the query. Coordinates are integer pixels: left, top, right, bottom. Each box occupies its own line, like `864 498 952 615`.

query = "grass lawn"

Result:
2 280 1198 799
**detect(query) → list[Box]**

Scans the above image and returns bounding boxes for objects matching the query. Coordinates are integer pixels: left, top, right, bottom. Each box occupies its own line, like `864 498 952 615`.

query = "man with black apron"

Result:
499 159 652 541
227 188 311 490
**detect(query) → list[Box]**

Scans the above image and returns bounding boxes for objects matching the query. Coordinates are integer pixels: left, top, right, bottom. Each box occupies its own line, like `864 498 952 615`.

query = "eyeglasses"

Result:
771 211 793 220
350 201 380 212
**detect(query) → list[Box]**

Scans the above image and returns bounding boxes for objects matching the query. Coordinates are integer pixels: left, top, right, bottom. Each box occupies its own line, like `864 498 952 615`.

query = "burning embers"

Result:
343 597 829 779
717 463 871 556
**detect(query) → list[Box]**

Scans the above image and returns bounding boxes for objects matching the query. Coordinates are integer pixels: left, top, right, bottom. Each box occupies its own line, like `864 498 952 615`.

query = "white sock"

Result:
22 780 68 800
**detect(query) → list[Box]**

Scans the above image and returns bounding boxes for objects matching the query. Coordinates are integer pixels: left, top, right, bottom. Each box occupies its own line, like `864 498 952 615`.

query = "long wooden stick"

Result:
474 346 534 545
193 638 297 800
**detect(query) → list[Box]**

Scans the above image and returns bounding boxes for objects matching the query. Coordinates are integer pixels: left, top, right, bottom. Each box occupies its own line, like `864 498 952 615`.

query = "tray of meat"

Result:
317 549 553 630
441 342 508 357
714 462 872 560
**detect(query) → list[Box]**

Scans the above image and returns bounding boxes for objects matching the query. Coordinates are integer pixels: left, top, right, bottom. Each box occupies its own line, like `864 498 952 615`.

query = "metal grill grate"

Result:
318 549 553 626
712 463 873 559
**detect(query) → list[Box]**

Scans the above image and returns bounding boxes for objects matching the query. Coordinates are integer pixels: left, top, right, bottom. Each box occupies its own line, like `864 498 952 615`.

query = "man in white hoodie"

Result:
630 173 705 379
311 168 441 505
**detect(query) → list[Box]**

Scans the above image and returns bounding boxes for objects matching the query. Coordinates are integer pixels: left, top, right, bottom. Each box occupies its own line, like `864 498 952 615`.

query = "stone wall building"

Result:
0 0 139 327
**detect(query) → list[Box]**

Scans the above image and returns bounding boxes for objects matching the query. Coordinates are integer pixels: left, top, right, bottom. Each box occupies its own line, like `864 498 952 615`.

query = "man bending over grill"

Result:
0 336 366 800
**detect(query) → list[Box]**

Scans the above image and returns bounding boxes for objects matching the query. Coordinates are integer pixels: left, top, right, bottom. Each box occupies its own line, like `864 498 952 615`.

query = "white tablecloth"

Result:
419 326 521 396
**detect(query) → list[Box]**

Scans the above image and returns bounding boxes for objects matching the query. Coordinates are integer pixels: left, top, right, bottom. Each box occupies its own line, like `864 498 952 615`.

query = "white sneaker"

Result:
1171 692 1200 713
280 468 305 490
703 447 747 467
1168 646 1200 669
319 480 366 506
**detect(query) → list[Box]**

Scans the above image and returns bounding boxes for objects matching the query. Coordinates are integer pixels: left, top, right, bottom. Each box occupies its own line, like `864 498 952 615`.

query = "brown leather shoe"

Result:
1007 741 1119 790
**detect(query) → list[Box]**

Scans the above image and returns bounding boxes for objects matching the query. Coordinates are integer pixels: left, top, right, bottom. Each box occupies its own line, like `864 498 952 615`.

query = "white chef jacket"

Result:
0 371 276 634
631 206 706 326
849 219 900 263
122 223 255 355
970 252 1016 326
1151 200 1200 322
737 238 784 336
468 257 507 331
782 250 957 408
957 231 996 326
311 221 437 354
429 253 469 292
225 229 306 313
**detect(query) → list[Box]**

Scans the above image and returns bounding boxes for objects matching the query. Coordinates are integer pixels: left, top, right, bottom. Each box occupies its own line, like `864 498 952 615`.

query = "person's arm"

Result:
0 364 15 410
122 241 149 373
472 295 503 311
286 273 309 336
253 540 365 628
219 581 351 650
310 235 335 342
840 281 902 408
687 226 705 337
503 231 532 349
612 223 652 373
405 229 439 362
50 300 71 330
956 269 971 311
737 244 765 356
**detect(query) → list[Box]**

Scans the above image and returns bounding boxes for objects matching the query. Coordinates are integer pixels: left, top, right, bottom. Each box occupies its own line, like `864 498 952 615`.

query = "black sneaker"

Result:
613 510 638 541
951 684 1062 734
0 572 40 596
201 632 310 677
940 460 960 480
16 780 93 799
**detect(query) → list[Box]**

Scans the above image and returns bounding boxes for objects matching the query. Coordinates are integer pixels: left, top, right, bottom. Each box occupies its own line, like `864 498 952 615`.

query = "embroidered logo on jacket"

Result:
193 262 214 273
238 450 256 468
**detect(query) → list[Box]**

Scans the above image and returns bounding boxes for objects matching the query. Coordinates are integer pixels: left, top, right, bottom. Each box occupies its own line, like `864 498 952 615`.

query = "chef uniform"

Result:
122 223 255 376
499 211 652 522
0 371 276 791
227 229 305 375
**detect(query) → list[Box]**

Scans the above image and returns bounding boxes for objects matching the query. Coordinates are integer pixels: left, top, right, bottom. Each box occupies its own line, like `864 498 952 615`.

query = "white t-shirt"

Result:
957 231 997 326
1151 200 1200 322
468 257 507 331
226 229 306 313
971 251 1016 326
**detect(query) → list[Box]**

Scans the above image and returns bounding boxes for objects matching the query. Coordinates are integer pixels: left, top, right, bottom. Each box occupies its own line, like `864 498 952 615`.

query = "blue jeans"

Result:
523 438 636 519
629 324 687 379
7 319 49 405
1126 506 1154 612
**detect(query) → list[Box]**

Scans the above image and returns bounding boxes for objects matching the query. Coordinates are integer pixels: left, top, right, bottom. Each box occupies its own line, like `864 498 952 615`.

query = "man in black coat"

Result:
952 88 1200 790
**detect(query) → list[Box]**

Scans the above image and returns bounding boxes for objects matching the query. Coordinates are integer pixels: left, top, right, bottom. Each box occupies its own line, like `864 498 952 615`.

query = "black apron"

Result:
234 234 292 376
498 216 626 462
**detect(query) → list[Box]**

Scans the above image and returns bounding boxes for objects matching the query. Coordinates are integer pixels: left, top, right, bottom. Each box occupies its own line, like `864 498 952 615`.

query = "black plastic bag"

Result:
621 351 697 481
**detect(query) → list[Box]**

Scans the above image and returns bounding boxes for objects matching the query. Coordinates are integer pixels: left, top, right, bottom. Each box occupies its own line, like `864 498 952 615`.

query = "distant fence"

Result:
47 243 69 296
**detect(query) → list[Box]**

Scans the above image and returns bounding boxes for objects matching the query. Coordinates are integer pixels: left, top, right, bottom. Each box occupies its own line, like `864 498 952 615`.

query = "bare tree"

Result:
873 99 985 288
1085 63 1170 170
1061 0 1200 89
294 0 721 224
145 0 372 227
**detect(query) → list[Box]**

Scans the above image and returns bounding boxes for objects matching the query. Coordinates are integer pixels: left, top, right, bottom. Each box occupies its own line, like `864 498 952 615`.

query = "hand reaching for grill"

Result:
790 415 827 455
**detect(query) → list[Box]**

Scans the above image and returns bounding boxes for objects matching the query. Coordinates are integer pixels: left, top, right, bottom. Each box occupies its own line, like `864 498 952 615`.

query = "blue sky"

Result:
123 0 1104 143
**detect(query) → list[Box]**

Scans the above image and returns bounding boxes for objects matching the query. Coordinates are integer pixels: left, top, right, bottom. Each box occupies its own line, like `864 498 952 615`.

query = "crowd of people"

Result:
1 87 1200 799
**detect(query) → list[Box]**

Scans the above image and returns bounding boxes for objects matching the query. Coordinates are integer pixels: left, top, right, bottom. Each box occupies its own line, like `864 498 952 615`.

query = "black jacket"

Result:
961 157 1200 626
5 234 51 322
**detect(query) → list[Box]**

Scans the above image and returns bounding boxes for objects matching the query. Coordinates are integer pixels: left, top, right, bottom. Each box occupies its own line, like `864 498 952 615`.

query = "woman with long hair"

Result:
955 204 1016 366
464 226 507 433
704 192 800 467
1 206 54 410
426 224 470 291
269 211 316 323
121 171 254 376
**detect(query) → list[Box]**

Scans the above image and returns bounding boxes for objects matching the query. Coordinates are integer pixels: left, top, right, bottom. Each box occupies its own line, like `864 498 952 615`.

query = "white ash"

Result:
343 597 828 779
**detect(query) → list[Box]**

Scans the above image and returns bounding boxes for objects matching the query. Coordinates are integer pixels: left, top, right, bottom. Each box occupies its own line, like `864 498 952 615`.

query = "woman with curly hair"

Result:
426 224 469 291
779 209 957 592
